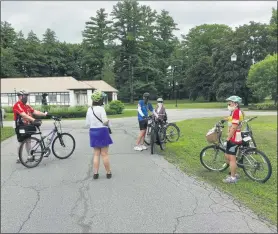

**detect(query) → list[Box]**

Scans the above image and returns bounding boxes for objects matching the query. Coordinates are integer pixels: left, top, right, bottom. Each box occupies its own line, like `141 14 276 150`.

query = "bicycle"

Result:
18 116 76 168
200 116 272 183
144 117 180 146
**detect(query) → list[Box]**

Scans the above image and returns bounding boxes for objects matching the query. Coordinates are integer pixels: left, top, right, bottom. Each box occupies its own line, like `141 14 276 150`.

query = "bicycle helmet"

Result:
91 89 106 102
17 90 29 96
157 98 163 102
143 92 150 98
226 95 242 103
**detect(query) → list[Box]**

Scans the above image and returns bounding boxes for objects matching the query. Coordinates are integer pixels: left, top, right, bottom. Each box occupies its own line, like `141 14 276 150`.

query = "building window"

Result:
1 94 8 104
8 94 16 105
35 95 42 103
60 93 70 104
48 93 57 102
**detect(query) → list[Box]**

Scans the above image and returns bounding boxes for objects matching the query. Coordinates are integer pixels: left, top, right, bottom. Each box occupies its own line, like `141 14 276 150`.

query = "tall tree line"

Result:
1 0 277 104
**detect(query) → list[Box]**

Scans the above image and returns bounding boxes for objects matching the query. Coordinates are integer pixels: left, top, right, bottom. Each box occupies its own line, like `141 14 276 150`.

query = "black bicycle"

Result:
18 116 76 168
200 116 272 183
144 117 180 146
145 115 165 154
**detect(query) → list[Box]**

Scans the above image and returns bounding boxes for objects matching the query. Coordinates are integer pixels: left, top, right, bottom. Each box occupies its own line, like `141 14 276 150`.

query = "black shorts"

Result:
139 119 148 130
15 128 31 143
225 141 239 156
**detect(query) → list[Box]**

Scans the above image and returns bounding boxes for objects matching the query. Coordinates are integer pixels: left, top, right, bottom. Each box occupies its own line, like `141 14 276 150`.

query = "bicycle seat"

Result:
52 116 61 121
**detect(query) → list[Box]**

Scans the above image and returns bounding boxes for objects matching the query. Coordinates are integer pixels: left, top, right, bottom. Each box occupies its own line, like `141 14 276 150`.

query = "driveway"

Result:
1 109 277 233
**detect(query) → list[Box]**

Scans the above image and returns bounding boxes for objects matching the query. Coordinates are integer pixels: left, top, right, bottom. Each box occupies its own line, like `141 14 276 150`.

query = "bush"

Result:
3 106 13 113
105 107 117 115
3 104 123 119
108 100 125 114
248 103 277 110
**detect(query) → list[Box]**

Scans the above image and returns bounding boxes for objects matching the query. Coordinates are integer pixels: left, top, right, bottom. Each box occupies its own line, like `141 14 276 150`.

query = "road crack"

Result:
17 186 41 233
70 159 94 233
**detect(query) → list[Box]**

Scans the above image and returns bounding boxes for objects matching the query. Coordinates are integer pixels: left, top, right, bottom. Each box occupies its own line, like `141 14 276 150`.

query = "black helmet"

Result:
143 92 150 98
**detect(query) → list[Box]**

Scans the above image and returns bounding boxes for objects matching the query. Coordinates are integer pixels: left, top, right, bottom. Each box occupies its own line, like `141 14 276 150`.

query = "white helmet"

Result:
17 90 29 96
157 98 163 102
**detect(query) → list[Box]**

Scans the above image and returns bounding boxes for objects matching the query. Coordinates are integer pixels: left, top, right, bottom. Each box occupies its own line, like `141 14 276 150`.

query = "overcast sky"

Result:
1 1 276 43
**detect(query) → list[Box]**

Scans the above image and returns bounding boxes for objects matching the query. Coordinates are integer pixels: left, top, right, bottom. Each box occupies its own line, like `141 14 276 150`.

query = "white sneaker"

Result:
134 146 143 151
141 145 148 150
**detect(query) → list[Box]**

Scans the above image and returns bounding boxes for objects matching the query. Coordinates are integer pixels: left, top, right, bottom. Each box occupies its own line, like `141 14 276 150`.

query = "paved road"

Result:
1 109 277 233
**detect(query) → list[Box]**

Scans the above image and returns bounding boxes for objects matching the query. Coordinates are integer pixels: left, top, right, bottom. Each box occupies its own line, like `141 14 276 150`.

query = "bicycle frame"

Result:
29 118 62 153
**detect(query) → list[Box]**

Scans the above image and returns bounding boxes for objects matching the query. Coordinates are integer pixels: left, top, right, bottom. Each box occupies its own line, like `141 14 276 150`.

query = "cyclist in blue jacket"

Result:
134 92 158 151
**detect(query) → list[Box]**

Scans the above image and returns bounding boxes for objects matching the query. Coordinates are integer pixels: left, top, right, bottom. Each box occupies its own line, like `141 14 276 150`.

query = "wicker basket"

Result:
206 127 219 143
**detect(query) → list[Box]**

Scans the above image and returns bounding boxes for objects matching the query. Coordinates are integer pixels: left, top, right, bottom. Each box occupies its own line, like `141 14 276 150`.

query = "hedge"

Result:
248 103 277 110
3 101 125 118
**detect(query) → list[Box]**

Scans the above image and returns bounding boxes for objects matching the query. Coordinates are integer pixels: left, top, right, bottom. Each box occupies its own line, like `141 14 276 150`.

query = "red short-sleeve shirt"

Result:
230 109 241 143
13 101 34 125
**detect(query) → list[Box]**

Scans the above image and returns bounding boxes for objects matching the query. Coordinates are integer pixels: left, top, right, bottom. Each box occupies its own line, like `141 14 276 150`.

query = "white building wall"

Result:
87 90 92 106
112 92 118 101
69 90 75 106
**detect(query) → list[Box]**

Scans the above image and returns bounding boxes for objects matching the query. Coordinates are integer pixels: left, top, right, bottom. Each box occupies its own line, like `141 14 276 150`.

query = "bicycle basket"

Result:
206 127 219 143
18 124 37 135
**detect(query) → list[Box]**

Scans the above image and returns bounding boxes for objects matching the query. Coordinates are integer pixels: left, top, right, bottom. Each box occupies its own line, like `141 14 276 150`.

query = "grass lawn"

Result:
1 127 15 142
3 110 138 121
164 115 277 225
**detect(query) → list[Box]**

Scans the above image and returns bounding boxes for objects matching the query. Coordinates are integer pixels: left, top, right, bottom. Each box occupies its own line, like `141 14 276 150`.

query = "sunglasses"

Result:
157 101 163 103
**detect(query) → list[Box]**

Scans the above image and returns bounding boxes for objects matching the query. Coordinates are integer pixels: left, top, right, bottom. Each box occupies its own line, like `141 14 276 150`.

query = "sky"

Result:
1 1 277 43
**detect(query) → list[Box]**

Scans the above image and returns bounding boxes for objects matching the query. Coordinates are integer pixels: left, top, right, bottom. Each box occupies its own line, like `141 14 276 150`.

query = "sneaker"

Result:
141 145 148 150
134 146 143 151
106 173 112 179
93 174 99 180
27 156 34 162
228 172 240 179
223 176 238 184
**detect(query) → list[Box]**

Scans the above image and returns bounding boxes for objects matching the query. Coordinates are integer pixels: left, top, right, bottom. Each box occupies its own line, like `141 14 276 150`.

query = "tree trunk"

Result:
243 87 249 106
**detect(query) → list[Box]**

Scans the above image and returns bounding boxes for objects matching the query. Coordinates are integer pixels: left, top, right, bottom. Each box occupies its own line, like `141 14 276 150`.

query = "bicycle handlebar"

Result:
242 116 257 123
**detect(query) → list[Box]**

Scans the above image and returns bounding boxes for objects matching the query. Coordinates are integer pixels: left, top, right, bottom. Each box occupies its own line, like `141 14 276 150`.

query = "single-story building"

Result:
0 76 118 107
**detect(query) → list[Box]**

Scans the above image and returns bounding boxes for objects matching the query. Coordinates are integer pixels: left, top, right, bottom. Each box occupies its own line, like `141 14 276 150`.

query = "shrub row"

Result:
248 103 277 110
3 100 125 118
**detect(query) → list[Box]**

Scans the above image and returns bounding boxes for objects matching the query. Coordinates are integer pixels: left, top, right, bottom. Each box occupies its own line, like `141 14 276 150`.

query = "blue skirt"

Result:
89 127 113 148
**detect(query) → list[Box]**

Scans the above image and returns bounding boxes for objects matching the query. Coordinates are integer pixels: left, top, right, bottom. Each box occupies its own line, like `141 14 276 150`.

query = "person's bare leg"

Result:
136 130 145 145
229 154 237 177
225 153 229 164
93 148 101 174
100 146 111 174
140 130 147 145
25 139 31 156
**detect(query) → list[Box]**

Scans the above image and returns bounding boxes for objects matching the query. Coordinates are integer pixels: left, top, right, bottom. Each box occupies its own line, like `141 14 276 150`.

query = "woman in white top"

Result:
86 90 113 180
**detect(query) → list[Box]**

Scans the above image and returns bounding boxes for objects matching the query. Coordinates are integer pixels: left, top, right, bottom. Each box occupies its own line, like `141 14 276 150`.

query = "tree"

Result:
182 24 233 101
269 8 277 54
111 0 144 103
1 21 17 49
247 54 277 104
41 28 61 76
82 8 113 80
0 47 19 77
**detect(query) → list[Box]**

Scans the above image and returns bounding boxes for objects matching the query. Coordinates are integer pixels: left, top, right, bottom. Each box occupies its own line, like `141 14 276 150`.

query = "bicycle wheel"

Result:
144 126 152 145
200 145 229 172
52 133 76 159
150 128 156 155
242 148 272 183
19 137 44 168
158 128 166 151
165 123 180 142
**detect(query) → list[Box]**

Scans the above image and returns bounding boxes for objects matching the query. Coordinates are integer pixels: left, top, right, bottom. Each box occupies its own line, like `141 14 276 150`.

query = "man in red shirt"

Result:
13 90 47 163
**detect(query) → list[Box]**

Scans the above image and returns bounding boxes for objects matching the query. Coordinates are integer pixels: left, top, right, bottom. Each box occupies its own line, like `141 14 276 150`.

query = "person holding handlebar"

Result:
222 95 245 183
13 90 47 163
134 92 158 151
